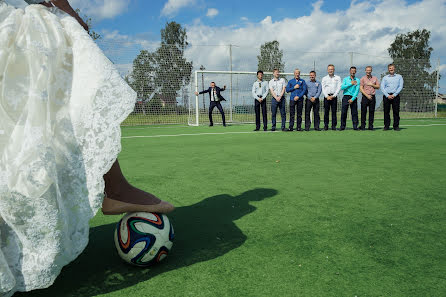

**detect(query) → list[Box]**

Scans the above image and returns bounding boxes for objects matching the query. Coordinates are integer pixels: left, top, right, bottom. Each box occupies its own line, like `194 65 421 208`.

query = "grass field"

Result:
19 118 446 297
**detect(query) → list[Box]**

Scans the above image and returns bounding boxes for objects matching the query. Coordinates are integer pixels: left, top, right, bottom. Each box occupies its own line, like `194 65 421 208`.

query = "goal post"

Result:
190 70 310 126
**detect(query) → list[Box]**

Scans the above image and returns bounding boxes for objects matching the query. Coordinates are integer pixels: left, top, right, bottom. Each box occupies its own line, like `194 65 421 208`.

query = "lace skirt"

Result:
0 3 136 296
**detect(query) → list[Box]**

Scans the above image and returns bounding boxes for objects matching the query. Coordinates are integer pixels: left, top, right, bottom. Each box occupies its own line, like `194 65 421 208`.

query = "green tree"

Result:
257 40 285 80
387 29 438 111
75 9 101 40
128 22 193 114
161 21 188 51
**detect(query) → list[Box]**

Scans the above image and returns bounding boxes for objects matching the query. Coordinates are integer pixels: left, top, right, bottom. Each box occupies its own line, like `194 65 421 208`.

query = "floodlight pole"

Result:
435 58 440 118
229 44 233 122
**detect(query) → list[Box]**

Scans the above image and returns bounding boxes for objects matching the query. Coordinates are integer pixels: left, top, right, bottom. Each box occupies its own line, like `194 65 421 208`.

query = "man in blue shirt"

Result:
340 66 360 130
305 71 322 131
286 69 307 131
380 63 404 131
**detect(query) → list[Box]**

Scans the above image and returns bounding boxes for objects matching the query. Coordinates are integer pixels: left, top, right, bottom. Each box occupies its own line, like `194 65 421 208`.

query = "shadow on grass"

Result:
17 188 277 297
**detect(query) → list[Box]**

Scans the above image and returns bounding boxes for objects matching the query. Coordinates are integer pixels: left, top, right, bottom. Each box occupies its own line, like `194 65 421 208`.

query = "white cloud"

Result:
240 16 249 22
161 0 195 17
183 0 446 80
67 0 131 21
206 8 219 18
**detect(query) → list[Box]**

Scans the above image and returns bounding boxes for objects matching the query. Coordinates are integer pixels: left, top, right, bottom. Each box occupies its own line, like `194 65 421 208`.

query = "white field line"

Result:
122 131 255 138
122 123 446 139
123 125 190 130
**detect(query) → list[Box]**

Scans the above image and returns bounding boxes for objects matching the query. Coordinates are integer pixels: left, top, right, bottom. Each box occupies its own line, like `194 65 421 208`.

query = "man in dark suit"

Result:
195 82 227 127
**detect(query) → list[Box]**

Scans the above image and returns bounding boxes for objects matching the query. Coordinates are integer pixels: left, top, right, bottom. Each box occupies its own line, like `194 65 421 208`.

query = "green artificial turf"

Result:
18 118 446 297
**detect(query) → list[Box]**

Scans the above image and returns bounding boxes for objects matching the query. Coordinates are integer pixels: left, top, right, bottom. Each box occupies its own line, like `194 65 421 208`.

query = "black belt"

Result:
388 93 394 95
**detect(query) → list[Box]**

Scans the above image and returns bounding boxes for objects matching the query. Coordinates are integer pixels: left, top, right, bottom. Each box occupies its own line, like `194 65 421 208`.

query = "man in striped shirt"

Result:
305 71 322 131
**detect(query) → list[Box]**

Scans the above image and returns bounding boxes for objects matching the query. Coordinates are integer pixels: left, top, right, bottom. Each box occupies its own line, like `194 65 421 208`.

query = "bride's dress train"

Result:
0 2 136 295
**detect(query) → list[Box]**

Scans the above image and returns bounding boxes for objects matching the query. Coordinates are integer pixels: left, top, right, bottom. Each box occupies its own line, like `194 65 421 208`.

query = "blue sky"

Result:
94 0 357 37
93 0 421 39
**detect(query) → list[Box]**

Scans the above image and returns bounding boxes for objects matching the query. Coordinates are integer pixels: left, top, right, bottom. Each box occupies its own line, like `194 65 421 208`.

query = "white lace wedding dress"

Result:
0 1 136 296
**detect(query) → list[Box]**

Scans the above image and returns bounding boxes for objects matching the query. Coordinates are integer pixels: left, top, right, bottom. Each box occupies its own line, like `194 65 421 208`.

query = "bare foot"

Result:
101 195 175 215
101 160 175 215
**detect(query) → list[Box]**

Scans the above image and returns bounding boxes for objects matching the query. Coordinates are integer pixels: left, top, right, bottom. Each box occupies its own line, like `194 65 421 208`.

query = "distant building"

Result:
434 93 446 104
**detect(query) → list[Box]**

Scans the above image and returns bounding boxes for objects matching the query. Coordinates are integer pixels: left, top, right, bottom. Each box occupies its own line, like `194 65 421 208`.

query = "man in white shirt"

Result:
321 64 342 130
251 70 269 131
269 69 287 131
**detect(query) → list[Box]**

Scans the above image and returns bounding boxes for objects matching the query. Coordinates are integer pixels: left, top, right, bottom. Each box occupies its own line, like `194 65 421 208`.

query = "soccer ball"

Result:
114 212 174 266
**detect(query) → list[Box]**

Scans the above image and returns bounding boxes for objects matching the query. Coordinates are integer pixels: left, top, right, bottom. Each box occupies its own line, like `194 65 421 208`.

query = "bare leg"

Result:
101 160 175 215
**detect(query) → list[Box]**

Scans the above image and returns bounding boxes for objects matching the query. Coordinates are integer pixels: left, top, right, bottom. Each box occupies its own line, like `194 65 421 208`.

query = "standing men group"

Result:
198 63 404 131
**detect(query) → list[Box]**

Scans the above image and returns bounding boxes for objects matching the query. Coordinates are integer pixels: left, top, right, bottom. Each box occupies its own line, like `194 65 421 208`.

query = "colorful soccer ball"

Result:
114 212 174 266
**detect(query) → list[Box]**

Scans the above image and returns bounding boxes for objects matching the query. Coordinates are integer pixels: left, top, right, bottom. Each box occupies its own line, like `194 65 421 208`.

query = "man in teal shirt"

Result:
340 66 360 130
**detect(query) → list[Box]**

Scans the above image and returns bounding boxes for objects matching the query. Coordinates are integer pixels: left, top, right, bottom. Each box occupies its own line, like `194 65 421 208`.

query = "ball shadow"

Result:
17 188 277 297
